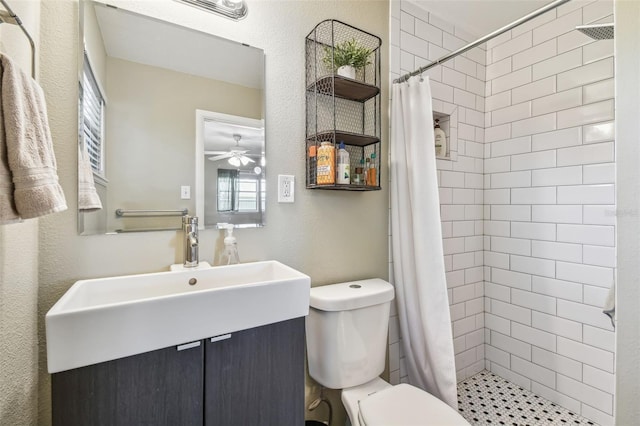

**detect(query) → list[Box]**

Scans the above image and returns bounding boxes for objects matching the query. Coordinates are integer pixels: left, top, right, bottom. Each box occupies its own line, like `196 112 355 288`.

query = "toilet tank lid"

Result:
310 279 394 311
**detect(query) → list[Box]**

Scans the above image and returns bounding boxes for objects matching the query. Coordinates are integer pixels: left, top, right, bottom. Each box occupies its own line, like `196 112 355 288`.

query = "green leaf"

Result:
323 38 372 71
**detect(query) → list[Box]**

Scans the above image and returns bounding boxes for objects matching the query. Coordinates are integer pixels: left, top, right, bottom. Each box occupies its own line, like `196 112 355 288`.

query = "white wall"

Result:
0 1 41 424
483 1 615 424
35 1 388 425
614 0 640 423
389 0 486 384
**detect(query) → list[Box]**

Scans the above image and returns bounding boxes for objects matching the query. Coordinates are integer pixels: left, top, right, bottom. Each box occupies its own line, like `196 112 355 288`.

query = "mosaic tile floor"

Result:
457 371 597 425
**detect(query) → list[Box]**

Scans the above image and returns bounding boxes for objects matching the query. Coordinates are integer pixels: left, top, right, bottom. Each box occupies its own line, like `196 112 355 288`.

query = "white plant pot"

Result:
337 65 356 79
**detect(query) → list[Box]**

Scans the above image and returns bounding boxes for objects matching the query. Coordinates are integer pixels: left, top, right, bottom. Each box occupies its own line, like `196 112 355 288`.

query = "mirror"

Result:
78 1 265 235
195 110 265 228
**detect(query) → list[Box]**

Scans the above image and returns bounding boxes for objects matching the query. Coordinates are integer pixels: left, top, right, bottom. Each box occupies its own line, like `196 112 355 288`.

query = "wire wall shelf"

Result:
305 20 382 191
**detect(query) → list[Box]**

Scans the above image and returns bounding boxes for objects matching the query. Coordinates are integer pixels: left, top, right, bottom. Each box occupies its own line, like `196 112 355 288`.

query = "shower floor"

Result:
457 371 597 425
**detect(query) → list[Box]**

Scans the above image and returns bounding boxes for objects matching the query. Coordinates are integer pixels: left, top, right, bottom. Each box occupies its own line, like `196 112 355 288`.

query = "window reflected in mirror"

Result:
197 110 265 228
217 169 265 213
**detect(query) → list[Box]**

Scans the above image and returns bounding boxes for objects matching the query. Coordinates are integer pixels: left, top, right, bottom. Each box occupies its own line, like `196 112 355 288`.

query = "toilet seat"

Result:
358 383 469 426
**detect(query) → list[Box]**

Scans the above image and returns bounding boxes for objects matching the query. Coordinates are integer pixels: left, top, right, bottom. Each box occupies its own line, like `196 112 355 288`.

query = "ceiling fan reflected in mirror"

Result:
206 134 255 167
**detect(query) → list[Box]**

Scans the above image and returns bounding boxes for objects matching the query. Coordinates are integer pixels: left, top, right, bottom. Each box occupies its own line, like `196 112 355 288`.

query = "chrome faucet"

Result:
182 215 199 268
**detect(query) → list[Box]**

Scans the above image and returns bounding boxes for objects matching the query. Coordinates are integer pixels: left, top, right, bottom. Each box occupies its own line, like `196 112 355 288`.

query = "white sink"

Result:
46 260 310 373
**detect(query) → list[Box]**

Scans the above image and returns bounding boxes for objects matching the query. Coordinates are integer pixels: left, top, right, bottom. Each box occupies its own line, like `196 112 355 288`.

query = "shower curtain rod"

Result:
394 0 572 84
0 0 36 78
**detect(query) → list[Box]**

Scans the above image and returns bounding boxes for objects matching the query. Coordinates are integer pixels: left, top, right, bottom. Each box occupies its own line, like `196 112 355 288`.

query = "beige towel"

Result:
0 57 19 223
78 144 102 211
0 53 67 223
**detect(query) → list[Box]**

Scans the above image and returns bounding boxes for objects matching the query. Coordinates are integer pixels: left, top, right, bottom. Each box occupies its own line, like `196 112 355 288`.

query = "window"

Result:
217 169 238 212
238 171 264 213
80 53 105 176
217 169 264 213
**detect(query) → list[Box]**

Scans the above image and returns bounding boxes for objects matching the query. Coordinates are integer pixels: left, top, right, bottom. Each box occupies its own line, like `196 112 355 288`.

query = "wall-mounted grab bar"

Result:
0 0 36 79
113 227 182 233
115 208 189 218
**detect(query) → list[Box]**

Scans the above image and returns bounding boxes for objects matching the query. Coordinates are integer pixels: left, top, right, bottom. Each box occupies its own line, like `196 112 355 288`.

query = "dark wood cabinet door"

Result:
204 318 305 426
52 341 204 426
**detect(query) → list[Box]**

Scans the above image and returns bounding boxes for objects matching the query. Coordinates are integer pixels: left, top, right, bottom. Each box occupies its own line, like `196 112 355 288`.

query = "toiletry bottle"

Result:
222 224 240 265
364 157 371 185
308 145 317 185
336 141 350 184
368 152 377 186
352 166 363 185
317 141 335 184
434 119 446 157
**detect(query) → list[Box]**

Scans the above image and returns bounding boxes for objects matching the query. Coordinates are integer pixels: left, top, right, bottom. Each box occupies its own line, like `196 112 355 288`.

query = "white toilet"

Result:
306 278 470 426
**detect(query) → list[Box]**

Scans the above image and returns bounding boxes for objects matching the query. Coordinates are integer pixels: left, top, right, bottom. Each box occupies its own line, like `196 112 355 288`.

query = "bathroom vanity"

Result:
51 318 304 426
46 261 310 426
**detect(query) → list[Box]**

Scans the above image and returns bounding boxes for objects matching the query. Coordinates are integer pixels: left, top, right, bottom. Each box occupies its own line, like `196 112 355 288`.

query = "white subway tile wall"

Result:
390 1 614 424
483 1 615 424
389 0 487 386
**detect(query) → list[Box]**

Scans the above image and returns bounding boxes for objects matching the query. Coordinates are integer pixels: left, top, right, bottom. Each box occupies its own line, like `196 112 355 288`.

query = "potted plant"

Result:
323 38 372 80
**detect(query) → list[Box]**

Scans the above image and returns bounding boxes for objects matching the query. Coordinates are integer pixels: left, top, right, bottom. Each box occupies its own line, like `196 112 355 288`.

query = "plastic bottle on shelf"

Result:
368 152 377 186
364 157 371 185
336 141 350 184
352 166 363 185
317 141 335 184
434 118 447 157
353 158 365 185
308 145 317 185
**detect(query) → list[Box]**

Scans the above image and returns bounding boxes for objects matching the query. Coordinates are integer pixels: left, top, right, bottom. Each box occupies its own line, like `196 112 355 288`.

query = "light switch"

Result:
181 185 191 199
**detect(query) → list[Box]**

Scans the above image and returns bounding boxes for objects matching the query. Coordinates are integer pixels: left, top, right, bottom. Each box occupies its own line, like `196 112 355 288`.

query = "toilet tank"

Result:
306 279 394 389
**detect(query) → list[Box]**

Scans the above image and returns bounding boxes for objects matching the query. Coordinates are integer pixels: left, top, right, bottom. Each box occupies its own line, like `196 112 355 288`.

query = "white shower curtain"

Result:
390 76 458 409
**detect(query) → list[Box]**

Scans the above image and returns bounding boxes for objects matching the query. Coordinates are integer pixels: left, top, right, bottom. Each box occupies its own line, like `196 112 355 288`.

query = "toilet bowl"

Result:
306 279 469 426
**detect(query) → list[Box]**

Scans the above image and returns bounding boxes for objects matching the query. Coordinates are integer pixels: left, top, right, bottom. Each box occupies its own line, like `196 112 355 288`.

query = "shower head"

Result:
576 23 614 40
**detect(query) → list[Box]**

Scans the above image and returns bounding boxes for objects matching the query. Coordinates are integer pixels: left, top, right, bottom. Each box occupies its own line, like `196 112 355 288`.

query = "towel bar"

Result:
0 0 36 79
113 227 182 233
115 208 189 217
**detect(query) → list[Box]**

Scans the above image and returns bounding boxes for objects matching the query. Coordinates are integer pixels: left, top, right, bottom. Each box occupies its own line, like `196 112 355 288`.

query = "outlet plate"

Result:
278 175 295 203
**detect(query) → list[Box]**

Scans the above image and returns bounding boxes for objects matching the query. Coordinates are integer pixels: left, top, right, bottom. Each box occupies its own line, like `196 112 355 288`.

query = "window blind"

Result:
81 54 105 175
